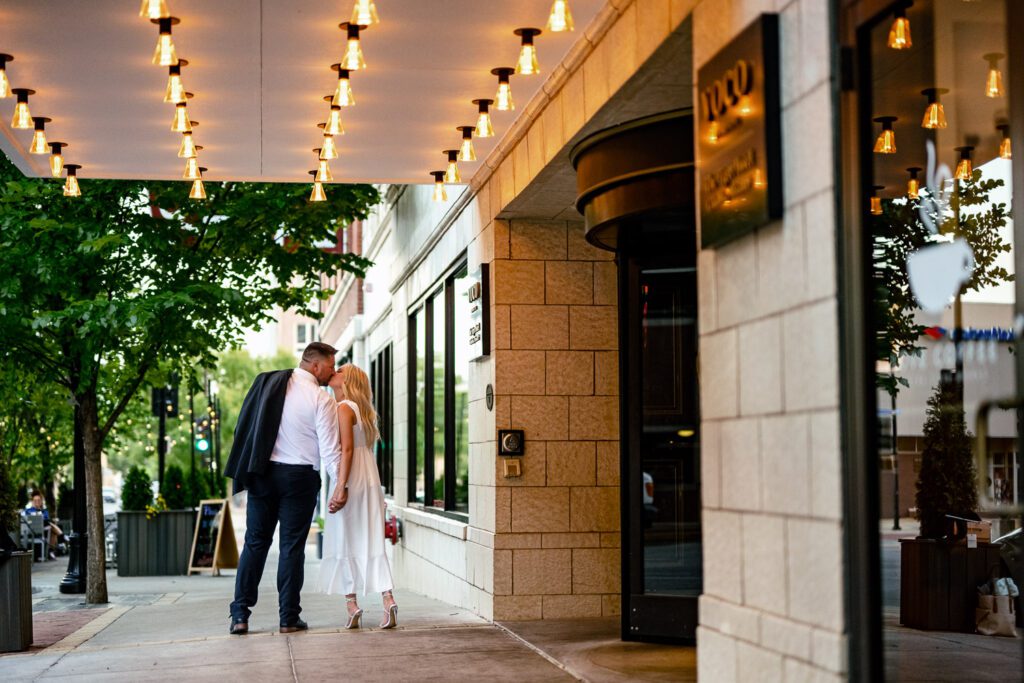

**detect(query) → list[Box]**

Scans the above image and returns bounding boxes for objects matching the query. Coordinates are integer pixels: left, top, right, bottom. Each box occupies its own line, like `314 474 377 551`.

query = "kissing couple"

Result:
224 341 397 634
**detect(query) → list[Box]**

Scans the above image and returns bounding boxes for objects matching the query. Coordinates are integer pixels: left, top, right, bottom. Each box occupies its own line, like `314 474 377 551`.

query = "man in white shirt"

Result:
228 342 342 635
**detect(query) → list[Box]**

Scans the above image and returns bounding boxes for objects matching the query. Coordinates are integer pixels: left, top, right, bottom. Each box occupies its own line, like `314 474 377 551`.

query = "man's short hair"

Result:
30 490 42 499
301 341 338 364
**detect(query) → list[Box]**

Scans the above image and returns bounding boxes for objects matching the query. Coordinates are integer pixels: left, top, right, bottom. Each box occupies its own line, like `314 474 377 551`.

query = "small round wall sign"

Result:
486 384 494 411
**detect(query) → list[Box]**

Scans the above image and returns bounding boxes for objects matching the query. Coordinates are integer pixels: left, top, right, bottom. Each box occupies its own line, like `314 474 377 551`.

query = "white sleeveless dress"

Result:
319 400 394 596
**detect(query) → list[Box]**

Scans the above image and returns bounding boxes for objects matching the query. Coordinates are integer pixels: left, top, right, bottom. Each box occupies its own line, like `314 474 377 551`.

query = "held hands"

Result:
328 486 349 513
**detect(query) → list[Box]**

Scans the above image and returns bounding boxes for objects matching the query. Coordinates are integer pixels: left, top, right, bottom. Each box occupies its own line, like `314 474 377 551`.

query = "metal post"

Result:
890 381 900 531
157 390 167 487
59 402 87 593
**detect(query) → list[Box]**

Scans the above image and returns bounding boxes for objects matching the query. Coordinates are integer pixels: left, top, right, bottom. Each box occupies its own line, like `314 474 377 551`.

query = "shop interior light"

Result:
870 185 884 215
189 167 207 200
324 96 345 135
905 166 921 199
319 127 339 160
48 142 66 177
351 0 379 26
887 3 912 50
314 150 333 182
340 22 367 71
170 94 193 132
998 123 1012 159
872 116 897 154
473 99 495 138
63 164 82 197
430 170 447 202
546 0 574 32
492 67 515 111
164 59 187 104
139 0 170 20
443 149 461 183
457 126 476 162
331 64 355 106
10 88 34 129
514 28 542 75
151 17 180 67
0 54 13 99
954 145 974 181
920 88 948 129
178 123 197 158
984 53 1005 98
309 170 327 202
29 117 51 154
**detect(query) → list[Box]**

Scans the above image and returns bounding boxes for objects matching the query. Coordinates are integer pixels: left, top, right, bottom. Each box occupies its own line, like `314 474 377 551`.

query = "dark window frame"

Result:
371 343 394 496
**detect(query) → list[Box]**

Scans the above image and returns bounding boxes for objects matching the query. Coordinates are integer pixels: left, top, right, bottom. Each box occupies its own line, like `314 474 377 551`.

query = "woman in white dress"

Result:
320 363 398 629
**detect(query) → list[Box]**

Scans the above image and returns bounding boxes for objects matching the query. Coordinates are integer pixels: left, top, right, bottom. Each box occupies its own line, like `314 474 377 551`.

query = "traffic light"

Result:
151 385 179 418
194 416 211 453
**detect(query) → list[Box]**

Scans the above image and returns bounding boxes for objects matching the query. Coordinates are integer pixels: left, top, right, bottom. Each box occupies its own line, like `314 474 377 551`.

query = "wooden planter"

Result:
899 538 1005 632
0 551 33 652
117 510 197 576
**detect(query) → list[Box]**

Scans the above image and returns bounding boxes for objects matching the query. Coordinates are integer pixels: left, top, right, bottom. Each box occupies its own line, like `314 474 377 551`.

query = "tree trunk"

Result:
79 391 108 604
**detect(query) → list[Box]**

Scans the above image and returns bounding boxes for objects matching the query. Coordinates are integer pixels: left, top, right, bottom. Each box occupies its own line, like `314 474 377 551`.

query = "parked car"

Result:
102 487 121 517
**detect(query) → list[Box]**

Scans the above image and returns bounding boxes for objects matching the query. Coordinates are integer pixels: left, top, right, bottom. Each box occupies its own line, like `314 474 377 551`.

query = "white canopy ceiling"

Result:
0 0 604 184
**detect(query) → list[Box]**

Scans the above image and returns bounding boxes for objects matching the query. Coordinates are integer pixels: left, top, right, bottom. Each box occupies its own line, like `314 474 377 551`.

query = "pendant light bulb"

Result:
151 17 180 67
164 59 188 104
189 168 207 200
325 104 345 136
0 54 13 99
48 142 66 178
315 155 334 183
29 117 50 155
63 164 82 198
340 23 366 71
547 0 574 32
920 88 948 130
178 129 197 159
474 99 495 138
872 116 897 154
183 156 201 180
320 132 338 160
954 146 974 182
444 150 461 183
431 171 447 202
998 124 1012 160
139 0 169 19
331 65 355 107
492 67 515 111
869 186 884 216
309 171 327 202
984 53 1005 98
707 115 719 144
906 167 921 199
350 0 379 26
457 126 476 162
887 6 912 50
171 98 192 132
10 89 34 129
514 28 542 75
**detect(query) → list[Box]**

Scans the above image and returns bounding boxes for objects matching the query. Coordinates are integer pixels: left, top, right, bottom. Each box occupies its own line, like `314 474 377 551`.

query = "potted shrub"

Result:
0 451 32 652
117 466 196 576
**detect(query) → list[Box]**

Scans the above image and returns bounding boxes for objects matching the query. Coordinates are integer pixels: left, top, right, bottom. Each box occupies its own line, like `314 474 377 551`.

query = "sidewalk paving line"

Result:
44 605 131 654
153 592 185 605
493 622 584 682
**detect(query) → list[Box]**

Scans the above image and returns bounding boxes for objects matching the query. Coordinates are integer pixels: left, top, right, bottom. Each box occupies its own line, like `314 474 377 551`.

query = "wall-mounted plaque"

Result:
467 263 490 361
697 13 782 248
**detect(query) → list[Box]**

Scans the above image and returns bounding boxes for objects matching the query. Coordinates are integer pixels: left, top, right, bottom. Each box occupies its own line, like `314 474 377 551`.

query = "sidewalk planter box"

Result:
117 510 196 576
899 538 1004 632
0 551 33 652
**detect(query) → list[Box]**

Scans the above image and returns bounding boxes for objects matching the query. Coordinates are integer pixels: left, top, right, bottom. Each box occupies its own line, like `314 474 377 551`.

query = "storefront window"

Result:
431 289 447 507
452 268 471 513
370 344 393 496
412 311 426 503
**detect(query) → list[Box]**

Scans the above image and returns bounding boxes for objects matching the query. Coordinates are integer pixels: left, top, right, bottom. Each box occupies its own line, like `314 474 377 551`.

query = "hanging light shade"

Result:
189 167 207 200
920 88 948 129
178 123 198 158
905 166 921 199
492 67 515 111
319 126 339 160
0 54 13 99
314 150 334 182
164 59 188 104
872 116 897 154
340 22 367 71
430 171 447 202
29 117 51 155
473 99 495 138
457 126 476 162
350 0 379 26
10 88 34 129
151 17 181 67
546 0 574 32
170 94 193 132
869 185 884 216
707 112 719 144
63 164 82 197
954 145 974 181
309 170 327 202
324 97 345 135
48 142 67 178
514 28 542 75
998 123 1012 160
983 53 1005 98
443 150 461 183
331 64 355 106
887 3 912 50
139 0 169 19
182 147 203 180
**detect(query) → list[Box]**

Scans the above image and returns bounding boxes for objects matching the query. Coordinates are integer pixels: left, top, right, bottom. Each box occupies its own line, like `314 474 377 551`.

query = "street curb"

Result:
44 605 131 654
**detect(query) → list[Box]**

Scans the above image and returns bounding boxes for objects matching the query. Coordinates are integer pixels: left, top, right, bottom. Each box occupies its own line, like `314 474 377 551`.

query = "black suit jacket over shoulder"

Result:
224 369 293 494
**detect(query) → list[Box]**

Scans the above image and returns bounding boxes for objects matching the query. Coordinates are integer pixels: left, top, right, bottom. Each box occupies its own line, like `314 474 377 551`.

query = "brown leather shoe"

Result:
230 618 248 635
280 619 308 633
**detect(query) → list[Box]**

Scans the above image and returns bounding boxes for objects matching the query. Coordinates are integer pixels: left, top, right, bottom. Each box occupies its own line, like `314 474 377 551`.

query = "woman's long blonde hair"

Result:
336 363 380 446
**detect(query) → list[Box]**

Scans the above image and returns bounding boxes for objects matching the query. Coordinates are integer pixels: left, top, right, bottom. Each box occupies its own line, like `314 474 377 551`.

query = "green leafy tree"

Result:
186 465 209 507
0 443 17 536
121 466 153 512
161 464 187 510
0 152 376 602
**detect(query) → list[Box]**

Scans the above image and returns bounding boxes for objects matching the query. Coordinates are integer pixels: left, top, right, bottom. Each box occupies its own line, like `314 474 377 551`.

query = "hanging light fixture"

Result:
139 0 169 19
324 96 345 135
954 145 974 181
314 149 334 182
350 0 379 26
514 28 542 75
10 88 34 129
170 93 193 132
869 185 884 216
983 53 1005 98
319 125 339 160
164 59 187 104
29 117 51 155
920 88 948 129
178 122 198 158
151 17 181 67
189 167 207 200
905 166 921 199
457 126 476 162
430 171 447 202
706 112 719 144
63 164 82 197
309 170 327 202
492 67 515 111
546 0 574 32
998 123 1012 160
182 146 203 180
340 22 367 71
331 64 355 106
48 142 67 178
0 54 13 99
443 150 461 183
887 2 912 50
872 116 897 154
473 99 495 138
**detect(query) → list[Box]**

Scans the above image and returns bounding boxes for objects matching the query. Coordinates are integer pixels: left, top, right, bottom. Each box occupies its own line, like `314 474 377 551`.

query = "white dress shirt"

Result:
269 368 342 471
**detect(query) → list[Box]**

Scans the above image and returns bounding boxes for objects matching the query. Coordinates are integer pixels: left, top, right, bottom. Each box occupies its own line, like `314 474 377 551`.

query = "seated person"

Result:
23 490 64 559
